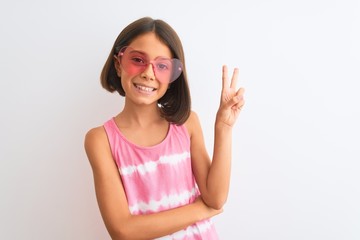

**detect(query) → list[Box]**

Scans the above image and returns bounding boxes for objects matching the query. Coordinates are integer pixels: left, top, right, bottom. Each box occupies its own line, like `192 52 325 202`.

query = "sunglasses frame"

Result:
115 46 183 83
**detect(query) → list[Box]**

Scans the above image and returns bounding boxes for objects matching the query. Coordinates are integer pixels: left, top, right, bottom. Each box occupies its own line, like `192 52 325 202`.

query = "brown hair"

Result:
100 17 191 125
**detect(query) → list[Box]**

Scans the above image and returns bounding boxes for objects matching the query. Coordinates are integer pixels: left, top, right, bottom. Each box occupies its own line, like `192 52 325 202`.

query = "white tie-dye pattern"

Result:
120 151 190 176
129 187 198 214
104 120 218 239
155 220 214 240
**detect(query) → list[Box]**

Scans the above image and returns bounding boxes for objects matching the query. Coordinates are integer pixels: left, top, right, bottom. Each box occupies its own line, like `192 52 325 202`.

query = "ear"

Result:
113 56 122 77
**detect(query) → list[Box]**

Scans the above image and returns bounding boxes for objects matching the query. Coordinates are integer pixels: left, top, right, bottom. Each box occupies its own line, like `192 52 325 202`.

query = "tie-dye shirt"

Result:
103 118 219 240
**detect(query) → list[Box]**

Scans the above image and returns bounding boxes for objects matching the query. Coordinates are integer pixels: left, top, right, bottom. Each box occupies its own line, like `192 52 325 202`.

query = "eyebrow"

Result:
128 49 147 55
128 48 173 60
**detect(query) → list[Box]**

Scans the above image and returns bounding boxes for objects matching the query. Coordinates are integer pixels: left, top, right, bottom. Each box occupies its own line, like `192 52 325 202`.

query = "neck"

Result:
118 100 164 128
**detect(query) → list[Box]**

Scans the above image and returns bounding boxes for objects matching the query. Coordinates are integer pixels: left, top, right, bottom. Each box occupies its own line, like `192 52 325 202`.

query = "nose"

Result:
140 63 156 81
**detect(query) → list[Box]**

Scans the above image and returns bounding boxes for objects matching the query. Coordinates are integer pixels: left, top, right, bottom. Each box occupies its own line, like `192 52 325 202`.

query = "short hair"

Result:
100 17 191 125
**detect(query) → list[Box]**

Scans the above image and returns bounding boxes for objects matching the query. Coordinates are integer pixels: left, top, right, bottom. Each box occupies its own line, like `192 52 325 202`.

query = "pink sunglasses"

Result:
116 46 183 83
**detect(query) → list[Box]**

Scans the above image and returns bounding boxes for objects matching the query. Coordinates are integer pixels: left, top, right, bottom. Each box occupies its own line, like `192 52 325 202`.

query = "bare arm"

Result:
187 65 245 210
84 127 221 240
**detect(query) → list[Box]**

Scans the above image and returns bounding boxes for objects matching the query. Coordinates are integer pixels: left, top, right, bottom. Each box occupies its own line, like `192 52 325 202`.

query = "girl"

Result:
85 17 245 240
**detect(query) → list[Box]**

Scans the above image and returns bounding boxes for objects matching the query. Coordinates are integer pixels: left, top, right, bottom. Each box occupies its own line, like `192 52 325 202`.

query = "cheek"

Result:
125 65 142 75
119 74 132 92
121 62 145 76
158 83 170 94
119 68 134 82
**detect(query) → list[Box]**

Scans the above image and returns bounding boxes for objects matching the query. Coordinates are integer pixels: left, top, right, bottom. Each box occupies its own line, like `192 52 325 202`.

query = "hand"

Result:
216 65 245 127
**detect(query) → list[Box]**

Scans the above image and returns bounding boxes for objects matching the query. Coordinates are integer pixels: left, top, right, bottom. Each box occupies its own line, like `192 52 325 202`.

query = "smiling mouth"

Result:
134 83 157 92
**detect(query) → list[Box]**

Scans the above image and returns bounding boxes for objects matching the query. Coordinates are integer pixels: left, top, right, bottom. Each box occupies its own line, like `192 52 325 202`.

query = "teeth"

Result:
135 84 155 92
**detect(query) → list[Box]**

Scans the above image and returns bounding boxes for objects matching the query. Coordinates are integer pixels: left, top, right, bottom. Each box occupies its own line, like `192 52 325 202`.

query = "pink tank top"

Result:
103 118 219 240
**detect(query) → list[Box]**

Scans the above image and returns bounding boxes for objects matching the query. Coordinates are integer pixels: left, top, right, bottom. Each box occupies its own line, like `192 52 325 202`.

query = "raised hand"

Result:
216 65 245 128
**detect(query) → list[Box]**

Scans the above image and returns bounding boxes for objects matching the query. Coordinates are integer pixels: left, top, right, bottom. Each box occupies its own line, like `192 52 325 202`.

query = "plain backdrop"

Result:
1 0 359 239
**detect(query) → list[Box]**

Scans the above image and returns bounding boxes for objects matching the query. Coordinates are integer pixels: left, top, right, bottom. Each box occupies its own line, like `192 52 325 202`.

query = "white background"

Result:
1 0 359 239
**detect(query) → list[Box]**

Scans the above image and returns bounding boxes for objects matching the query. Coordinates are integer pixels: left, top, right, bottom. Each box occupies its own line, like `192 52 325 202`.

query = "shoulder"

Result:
84 126 110 167
85 126 108 147
184 111 202 137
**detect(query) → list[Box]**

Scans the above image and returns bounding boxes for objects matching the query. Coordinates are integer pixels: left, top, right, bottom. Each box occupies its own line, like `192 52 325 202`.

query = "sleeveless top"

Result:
103 118 219 240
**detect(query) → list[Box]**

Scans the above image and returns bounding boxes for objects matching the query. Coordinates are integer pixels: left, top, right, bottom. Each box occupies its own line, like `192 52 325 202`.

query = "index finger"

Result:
222 65 229 90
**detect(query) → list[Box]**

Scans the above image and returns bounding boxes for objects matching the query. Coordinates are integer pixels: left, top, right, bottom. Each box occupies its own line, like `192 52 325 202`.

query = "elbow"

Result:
109 224 148 240
108 230 124 240
109 232 131 240
108 226 132 240
204 196 227 210
106 215 141 240
209 201 225 211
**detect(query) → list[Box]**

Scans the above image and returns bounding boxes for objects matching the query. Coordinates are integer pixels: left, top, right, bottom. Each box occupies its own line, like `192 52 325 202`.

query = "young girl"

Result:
85 17 245 240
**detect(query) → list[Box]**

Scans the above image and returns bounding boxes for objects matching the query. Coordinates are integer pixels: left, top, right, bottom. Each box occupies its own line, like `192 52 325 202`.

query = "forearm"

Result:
204 122 233 209
192 65 244 210
110 199 218 240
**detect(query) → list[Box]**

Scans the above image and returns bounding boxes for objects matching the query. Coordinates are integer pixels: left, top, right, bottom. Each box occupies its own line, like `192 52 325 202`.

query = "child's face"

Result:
115 32 174 106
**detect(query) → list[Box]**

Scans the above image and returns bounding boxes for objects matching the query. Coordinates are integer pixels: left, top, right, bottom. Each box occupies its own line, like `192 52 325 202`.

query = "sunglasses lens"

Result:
120 48 147 75
119 47 183 83
152 58 183 83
